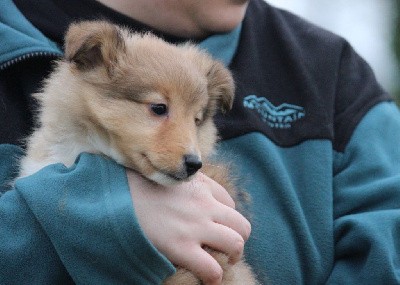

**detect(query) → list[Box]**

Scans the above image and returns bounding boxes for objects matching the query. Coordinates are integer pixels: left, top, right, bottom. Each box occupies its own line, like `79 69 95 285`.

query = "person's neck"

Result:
95 0 208 38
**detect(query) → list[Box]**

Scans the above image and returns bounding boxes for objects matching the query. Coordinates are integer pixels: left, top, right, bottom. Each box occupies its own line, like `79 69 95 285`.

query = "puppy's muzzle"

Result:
184 154 202 177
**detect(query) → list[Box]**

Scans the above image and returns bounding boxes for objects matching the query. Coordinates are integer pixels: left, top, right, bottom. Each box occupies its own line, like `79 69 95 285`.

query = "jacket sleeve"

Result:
328 102 400 284
0 144 175 285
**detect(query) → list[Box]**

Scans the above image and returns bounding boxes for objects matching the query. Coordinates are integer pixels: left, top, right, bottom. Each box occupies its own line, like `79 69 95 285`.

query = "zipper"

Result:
0 51 62 71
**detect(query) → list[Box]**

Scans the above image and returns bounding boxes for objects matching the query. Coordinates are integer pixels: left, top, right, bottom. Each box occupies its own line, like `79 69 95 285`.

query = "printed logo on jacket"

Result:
243 95 305 129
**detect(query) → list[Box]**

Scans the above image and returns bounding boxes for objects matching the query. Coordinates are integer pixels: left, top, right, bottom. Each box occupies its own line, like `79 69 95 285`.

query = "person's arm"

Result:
129 170 251 285
0 144 250 285
0 145 175 284
328 101 400 284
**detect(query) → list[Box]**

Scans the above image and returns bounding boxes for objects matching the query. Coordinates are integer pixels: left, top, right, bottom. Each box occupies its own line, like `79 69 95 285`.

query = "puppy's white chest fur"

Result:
18 129 124 178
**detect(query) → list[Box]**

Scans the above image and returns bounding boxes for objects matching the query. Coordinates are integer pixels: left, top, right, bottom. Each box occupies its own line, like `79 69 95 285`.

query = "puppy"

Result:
18 21 258 285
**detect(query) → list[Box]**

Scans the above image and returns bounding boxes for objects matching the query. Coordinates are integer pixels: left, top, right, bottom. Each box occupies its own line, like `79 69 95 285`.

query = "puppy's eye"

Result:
195 117 201 126
150 104 168 116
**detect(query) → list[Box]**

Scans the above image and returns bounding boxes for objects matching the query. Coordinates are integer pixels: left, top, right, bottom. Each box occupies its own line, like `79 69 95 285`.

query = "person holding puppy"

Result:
1 0 400 284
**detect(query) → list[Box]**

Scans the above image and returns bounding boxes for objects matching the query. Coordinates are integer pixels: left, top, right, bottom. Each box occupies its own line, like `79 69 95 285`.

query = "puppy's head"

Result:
64 21 234 185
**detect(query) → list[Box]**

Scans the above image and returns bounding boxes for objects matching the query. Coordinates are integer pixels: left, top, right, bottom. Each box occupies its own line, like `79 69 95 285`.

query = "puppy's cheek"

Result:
107 144 127 166
197 121 218 157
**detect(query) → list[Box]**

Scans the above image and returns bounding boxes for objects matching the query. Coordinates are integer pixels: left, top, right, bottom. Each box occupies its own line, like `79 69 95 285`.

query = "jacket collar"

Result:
0 0 241 70
0 0 62 70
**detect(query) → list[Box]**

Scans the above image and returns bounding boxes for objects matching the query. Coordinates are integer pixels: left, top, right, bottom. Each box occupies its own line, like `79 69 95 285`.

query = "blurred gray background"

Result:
266 0 400 102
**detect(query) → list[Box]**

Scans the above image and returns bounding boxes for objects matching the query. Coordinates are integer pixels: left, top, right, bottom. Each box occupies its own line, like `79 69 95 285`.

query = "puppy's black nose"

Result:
184 154 202 177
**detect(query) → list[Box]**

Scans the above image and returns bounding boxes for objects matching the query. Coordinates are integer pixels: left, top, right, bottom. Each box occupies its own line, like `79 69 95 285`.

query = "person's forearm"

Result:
1 147 175 284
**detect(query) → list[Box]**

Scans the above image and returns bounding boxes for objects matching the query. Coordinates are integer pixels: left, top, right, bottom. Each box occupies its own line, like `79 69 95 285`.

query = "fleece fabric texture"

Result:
215 102 400 284
1 0 400 284
0 148 175 284
0 0 61 69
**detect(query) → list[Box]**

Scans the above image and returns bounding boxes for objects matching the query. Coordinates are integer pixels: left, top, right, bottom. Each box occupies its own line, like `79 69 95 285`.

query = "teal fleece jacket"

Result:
1 147 174 284
2 0 400 284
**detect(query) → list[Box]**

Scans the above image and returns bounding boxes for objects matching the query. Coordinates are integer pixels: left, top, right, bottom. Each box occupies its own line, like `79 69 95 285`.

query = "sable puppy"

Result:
18 21 258 285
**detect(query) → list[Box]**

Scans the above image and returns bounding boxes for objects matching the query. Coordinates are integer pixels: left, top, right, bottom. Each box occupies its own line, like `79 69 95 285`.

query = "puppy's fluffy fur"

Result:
18 21 257 285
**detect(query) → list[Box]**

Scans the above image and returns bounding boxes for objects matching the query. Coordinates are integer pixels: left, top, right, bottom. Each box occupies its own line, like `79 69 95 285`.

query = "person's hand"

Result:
127 170 251 285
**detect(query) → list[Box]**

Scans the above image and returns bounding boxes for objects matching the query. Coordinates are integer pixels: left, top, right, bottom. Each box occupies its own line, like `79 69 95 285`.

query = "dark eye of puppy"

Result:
150 104 168 116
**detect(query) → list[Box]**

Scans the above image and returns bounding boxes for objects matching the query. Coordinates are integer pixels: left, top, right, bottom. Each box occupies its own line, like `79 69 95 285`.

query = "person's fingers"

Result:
196 172 235 209
202 222 245 264
128 168 251 284
176 246 223 285
212 204 252 242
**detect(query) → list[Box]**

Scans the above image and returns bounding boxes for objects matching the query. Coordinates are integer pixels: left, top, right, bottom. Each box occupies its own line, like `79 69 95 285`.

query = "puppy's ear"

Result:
207 62 235 114
65 21 125 73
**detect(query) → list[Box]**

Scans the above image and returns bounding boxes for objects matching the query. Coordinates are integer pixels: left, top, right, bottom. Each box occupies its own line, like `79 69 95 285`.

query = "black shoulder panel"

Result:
215 0 391 152
0 57 55 146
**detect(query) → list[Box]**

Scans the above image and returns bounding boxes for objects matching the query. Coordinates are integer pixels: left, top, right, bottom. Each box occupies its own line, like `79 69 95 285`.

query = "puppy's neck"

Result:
19 65 124 176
